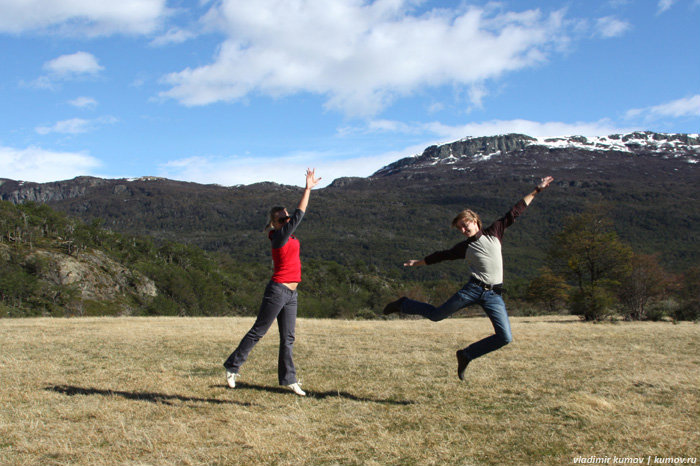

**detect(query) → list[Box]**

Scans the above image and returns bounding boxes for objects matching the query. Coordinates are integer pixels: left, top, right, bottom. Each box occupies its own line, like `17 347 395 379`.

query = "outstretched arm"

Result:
523 176 554 206
297 168 322 213
404 259 426 267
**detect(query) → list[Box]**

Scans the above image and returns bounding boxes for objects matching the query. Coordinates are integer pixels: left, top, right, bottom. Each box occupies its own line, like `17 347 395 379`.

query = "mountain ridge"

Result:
2 132 698 203
1 131 698 282
372 131 700 177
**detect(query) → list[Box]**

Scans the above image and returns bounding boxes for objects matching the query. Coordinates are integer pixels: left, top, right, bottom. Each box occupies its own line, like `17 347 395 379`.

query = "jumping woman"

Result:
383 176 554 381
224 168 321 396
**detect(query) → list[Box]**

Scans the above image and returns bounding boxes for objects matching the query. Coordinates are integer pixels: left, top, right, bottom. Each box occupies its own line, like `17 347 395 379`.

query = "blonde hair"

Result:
452 209 482 230
263 206 286 233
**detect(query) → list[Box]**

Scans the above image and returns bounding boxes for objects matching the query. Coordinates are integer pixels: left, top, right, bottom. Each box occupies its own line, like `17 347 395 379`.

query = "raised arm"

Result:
523 176 554 206
297 168 322 213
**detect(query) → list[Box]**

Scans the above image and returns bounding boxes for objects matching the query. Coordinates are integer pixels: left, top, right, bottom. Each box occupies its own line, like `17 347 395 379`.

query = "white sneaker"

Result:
226 370 239 388
287 382 306 396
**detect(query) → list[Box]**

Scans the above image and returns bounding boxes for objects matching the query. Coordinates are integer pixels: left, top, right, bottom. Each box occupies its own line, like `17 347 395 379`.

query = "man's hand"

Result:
404 259 426 267
524 175 554 205
538 176 554 190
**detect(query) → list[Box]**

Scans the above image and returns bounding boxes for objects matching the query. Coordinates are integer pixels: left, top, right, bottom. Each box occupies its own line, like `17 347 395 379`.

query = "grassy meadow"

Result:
0 315 698 466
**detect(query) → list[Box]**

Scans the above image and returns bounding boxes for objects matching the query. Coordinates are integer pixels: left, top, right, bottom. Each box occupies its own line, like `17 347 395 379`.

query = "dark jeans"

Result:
224 281 298 385
401 279 513 360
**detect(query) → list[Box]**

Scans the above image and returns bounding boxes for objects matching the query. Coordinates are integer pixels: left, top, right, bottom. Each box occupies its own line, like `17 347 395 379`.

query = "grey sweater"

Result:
423 199 528 285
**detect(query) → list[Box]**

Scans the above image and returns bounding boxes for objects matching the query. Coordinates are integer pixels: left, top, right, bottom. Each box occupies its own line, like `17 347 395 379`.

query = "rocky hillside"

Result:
0 201 245 317
373 132 699 176
0 242 156 316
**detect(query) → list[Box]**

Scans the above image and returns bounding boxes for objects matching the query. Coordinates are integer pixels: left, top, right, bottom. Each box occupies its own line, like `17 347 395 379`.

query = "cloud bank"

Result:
160 0 570 116
626 94 700 120
0 0 169 35
0 145 101 182
159 118 634 187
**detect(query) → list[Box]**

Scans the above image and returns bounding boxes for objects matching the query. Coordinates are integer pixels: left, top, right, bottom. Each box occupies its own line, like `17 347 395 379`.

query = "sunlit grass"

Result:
0 316 697 465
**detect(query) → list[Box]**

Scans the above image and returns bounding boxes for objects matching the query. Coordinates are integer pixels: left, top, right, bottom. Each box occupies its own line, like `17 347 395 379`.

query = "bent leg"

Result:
463 291 512 360
401 284 477 322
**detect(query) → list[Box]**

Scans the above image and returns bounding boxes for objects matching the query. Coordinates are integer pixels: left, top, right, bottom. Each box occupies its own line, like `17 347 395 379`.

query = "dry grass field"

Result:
0 315 698 466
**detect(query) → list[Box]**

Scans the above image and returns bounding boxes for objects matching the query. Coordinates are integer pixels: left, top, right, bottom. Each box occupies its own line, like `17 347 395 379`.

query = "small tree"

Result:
675 266 700 321
618 253 669 320
549 207 633 320
526 267 570 313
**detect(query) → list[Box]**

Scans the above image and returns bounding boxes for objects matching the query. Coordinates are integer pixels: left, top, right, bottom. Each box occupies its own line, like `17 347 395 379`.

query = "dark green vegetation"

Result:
1 133 698 319
0 201 405 318
531 206 699 321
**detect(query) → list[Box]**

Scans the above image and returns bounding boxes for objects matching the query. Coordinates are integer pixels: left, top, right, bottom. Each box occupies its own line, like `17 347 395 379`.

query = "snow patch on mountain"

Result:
534 132 700 156
451 132 700 165
371 131 700 177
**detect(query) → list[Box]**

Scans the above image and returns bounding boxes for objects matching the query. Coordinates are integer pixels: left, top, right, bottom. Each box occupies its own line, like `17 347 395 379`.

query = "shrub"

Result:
674 266 700 322
570 285 617 321
674 302 699 322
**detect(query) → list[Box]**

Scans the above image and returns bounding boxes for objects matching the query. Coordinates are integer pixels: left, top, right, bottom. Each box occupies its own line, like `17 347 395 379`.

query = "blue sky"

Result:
1 0 699 187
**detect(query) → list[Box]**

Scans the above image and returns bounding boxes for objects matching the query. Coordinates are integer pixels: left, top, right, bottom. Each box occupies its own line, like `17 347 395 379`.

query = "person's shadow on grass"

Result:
46 384 256 407
221 382 415 405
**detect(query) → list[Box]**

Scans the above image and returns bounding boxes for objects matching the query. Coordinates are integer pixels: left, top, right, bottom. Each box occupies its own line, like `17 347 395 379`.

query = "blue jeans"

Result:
224 281 298 385
401 279 513 360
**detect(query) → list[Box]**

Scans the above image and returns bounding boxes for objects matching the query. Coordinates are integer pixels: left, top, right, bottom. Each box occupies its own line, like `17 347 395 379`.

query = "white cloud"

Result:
0 145 101 182
36 118 91 135
160 1 570 116
343 118 633 140
24 76 56 90
150 27 196 46
159 118 637 187
467 83 488 110
0 0 170 36
44 52 104 77
626 95 700 120
35 116 117 135
68 96 98 108
29 52 104 88
367 119 415 134
427 102 445 114
158 151 401 188
423 119 636 140
657 0 677 14
595 16 631 38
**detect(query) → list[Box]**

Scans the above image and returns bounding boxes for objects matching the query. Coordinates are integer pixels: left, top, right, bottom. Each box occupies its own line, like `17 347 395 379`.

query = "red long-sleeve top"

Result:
269 208 305 283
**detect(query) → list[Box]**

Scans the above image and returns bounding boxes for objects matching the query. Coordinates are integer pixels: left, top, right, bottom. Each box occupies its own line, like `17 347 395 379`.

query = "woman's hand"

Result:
305 168 321 190
297 168 321 213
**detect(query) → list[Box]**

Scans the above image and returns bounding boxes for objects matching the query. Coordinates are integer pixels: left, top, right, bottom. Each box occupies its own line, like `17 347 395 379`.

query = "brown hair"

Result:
451 209 482 230
263 206 287 232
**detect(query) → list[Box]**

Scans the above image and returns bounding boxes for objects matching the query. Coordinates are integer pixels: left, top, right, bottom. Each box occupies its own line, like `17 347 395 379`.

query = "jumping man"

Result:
383 176 554 380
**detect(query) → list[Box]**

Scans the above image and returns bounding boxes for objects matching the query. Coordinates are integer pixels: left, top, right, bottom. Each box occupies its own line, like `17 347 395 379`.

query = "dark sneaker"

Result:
456 350 471 381
382 297 405 315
